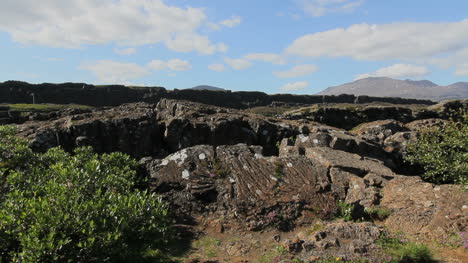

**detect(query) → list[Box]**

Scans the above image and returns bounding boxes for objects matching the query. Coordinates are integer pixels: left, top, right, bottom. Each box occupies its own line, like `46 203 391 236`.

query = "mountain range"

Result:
317 77 468 101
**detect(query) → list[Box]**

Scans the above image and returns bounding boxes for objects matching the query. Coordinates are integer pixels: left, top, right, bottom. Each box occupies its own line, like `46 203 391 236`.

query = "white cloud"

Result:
280 81 309 92
0 0 226 54
114 47 136 56
244 53 286 65
220 16 242 28
224 58 252 70
167 59 191 71
165 34 227 54
455 64 468 76
300 0 365 17
81 60 150 84
206 16 242 31
354 64 430 80
274 64 318 78
148 59 191 71
208 64 225 72
428 48 468 74
206 22 221 31
286 19 468 61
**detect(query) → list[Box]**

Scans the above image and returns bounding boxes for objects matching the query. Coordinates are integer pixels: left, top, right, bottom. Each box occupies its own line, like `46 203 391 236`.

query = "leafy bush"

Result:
0 125 35 172
0 126 170 262
404 110 467 185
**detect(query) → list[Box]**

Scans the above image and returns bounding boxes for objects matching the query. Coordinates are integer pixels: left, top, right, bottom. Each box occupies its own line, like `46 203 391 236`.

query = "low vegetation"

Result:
404 109 467 185
0 125 171 262
3 103 91 112
374 233 436 263
246 106 294 117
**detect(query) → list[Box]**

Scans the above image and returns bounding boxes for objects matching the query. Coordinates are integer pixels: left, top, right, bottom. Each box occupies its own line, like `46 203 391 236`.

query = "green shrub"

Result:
404 110 467 185
376 234 435 263
0 126 171 262
0 125 35 171
335 201 354 221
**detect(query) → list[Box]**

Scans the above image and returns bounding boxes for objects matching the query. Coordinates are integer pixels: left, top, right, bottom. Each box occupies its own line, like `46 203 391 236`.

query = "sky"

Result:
1 0 468 94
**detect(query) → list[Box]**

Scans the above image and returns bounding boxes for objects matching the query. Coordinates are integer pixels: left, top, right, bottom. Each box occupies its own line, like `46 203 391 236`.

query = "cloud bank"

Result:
0 0 227 54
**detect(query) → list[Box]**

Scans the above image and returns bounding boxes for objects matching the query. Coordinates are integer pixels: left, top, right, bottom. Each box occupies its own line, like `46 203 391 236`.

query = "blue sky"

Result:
1 0 468 94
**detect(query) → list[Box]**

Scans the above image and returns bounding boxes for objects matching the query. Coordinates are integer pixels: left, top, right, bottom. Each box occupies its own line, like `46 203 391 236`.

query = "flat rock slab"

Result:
381 176 468 241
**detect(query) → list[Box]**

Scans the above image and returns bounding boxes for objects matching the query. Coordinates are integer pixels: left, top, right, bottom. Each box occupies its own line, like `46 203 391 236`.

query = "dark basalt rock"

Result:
0 80 435 109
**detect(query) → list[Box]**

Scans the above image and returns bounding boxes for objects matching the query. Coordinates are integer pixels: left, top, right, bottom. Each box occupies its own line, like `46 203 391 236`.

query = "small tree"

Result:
404 110 467 185
0 126 171 262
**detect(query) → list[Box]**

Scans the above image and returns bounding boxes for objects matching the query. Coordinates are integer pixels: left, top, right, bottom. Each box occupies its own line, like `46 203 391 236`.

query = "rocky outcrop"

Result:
283 106 415 130
350 117 452 174
145 144 336 231
17 100 298 157
144 143 400 230
0 80 435 109
18 103 163 157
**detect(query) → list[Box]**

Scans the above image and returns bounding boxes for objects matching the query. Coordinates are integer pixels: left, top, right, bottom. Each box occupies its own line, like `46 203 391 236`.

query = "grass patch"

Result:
376 233 437 263
246 106 294 117
253 245 288 263
5 103 92 112
192 236 221 259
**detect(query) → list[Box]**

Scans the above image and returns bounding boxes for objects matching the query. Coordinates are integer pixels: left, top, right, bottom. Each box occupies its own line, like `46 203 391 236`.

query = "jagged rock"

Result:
289 222 383 261
404 118 448 131
283 106 414 130
348 117 451 175
428 99 468 119
144 143 402 231
380 176 468 241
304 147 395 177
279 125 396 170
16 100 299 157
145 144 338 230
18 103 163 157
350 119 408 144
157 100 297 155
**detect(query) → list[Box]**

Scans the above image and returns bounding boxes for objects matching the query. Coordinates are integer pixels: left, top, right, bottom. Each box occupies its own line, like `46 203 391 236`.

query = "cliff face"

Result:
0 80 435 108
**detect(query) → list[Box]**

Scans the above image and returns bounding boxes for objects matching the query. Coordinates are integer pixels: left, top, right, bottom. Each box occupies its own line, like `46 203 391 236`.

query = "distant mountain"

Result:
188 85 226 91
317 77 468 101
